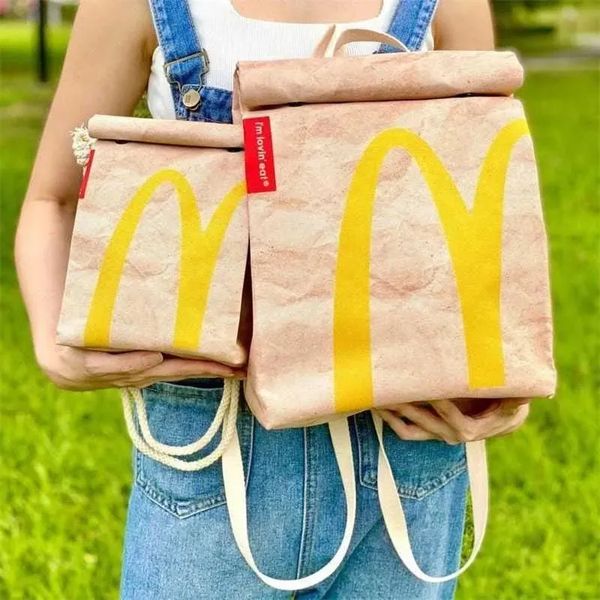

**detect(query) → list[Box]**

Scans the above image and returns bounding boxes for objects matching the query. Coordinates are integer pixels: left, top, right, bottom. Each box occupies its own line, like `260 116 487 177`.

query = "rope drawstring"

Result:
121 378 240 472
70 125 96 166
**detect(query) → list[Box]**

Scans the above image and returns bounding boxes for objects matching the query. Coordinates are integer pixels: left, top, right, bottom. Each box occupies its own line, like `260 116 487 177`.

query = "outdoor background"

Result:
1 1 598 598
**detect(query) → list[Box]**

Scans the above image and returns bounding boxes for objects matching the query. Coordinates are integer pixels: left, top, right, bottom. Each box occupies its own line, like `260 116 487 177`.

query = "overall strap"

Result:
381 0 439 51
148 0 209 119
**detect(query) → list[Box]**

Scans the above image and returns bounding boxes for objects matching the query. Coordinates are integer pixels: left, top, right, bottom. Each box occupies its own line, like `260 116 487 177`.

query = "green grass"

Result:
0 25 132 599
1 20 599 600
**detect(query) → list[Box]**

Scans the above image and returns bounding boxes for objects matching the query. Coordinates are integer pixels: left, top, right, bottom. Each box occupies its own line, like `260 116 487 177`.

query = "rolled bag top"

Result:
87 114 244 148
235 51 524 111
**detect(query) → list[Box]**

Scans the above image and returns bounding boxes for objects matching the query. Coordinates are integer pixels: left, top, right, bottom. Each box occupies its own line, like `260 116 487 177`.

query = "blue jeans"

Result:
121 380 468 599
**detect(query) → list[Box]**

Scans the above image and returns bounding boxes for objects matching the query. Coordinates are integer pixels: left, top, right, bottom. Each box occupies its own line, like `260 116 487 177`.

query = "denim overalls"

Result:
121 2 469 599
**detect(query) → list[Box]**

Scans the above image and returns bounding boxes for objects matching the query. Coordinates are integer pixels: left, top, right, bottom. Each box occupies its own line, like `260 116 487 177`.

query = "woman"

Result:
15 0 530 598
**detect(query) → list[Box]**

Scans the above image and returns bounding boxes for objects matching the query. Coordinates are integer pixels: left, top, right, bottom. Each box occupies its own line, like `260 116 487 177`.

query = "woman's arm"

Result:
433 0 495 50
15 0 242 390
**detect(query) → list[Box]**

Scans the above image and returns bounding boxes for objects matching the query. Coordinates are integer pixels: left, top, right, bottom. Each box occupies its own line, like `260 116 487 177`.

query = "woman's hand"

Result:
37 344 245 391
378 398 530 444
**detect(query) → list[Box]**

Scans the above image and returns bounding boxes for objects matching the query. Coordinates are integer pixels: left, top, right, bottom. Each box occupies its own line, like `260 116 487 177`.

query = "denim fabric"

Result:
148 0 439 123
378 0 440 53
121 381 468 599
148 0 209 120
198 86 235 124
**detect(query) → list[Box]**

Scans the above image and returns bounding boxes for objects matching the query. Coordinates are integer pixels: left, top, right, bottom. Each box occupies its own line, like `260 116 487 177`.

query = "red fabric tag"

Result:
243 117 277 193
78 148 95 199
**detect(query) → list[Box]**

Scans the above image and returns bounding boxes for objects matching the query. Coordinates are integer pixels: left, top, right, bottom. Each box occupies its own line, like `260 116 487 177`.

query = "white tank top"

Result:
147 0 434 120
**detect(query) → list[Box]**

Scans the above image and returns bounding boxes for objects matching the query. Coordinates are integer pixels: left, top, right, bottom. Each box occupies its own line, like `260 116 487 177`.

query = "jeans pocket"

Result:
354 410 466 500
134 379 254 519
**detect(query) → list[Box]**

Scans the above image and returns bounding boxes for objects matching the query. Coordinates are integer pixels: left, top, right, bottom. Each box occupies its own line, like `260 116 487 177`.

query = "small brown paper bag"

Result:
57 115 248 366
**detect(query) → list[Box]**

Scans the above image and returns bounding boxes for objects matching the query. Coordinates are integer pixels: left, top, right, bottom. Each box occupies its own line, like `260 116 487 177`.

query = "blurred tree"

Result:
491 0 558 14
491 0 561 8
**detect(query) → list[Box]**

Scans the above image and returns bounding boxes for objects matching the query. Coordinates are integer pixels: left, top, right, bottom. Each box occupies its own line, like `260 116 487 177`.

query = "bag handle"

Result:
121 378 239 471
221 416 356 591
313 25 409 58
372 411 489 583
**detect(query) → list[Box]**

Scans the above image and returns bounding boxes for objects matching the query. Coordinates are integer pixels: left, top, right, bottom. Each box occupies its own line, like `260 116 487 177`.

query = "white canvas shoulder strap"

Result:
221 416 356 591
122 380 356 590
371 411 489 583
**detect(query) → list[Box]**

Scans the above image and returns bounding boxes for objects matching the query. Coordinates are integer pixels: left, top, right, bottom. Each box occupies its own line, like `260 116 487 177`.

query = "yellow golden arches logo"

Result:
83 169 246 351
333 119 530 413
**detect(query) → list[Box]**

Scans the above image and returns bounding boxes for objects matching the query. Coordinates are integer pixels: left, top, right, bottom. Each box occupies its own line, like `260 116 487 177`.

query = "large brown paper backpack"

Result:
57 115 250 467
224 28 556 587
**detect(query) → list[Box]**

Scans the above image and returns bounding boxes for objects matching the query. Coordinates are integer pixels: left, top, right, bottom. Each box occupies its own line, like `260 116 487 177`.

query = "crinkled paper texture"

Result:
57 118 248 366
236 51 524 111
238 52 556 429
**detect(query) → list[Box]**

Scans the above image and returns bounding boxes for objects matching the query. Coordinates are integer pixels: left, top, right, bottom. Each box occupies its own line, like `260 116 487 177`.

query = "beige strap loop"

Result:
221 416 356 591
312 24 339 58
121 379 240 472
332 28 409 55
314 25 409 58
372 411 489 583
